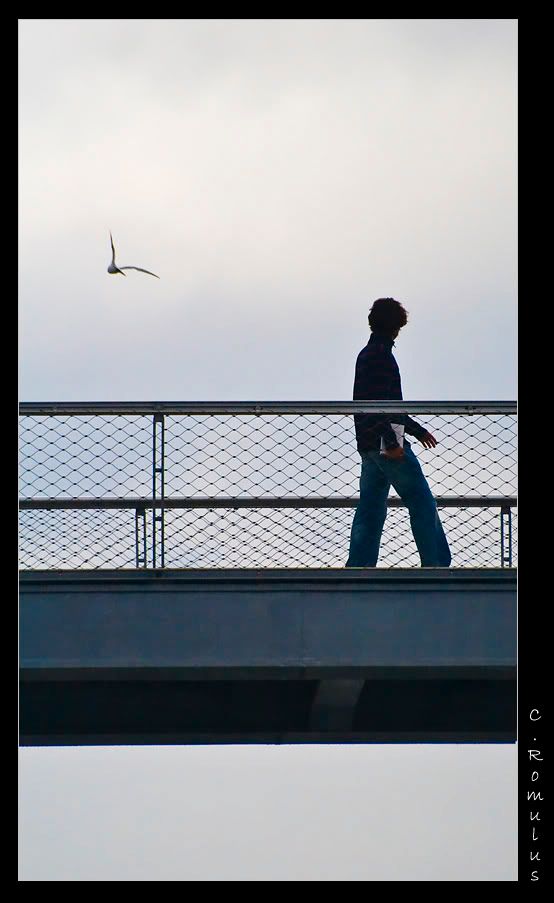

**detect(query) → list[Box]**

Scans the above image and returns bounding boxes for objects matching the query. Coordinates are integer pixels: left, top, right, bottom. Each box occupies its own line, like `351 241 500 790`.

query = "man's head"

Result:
368 297 408 339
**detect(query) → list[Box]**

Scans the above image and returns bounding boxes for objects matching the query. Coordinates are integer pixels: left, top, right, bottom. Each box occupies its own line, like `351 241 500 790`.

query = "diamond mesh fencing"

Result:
19 403 517 570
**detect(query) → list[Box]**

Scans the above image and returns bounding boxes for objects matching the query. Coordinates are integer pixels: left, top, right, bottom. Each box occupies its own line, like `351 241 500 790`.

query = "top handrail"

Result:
19 400 517 415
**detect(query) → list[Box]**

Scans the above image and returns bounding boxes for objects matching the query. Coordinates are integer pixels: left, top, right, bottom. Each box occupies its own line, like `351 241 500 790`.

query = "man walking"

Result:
346 297 451 567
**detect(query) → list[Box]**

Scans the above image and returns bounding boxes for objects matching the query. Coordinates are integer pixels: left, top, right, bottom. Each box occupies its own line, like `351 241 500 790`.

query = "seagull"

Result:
107 232 160 278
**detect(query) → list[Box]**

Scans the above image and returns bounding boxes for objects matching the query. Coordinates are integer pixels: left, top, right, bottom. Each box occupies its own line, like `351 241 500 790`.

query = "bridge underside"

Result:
20 568 516 746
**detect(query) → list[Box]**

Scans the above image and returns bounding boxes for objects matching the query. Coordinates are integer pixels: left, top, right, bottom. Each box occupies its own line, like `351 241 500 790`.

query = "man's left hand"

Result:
419 432 438 449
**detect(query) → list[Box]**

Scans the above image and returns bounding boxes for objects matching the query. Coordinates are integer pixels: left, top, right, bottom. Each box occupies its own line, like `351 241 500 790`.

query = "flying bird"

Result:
107 232 160 278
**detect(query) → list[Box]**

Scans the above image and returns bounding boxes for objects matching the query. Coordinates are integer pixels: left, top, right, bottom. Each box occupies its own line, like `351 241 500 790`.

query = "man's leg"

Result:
434 511 452 567
346 451 390 567
380 446 451 567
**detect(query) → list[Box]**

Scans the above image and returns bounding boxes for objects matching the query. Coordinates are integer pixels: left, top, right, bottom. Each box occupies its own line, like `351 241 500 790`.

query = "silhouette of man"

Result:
346 298 451 567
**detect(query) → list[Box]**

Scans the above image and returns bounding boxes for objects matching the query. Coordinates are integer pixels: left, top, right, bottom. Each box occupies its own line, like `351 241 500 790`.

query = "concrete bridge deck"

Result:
19 567 516 746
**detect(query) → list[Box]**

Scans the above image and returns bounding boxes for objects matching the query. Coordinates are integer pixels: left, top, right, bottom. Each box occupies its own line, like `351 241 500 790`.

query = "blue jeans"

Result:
346 445 451 567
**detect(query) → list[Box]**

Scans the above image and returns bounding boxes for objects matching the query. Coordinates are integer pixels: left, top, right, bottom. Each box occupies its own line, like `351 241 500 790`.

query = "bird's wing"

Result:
109 231 116 265
119 266 160 279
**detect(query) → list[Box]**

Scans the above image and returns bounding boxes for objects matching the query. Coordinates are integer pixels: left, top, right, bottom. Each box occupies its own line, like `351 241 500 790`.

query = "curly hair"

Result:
368 297 408 336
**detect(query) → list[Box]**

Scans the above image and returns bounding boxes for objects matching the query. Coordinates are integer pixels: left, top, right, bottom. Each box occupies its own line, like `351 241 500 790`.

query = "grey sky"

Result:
19 19 517 881
19 18 516 401
19 744 516 882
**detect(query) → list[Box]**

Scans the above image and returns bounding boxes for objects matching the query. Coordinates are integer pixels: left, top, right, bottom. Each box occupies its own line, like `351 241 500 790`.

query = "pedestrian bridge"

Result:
20 566 515 745
19 401 517 745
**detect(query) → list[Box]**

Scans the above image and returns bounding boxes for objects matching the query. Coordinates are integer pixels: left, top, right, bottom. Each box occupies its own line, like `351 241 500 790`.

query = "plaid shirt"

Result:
353 332 427 452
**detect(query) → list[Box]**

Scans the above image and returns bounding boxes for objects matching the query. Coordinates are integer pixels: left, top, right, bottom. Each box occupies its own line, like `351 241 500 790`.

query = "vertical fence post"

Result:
500 504 512 568
152 414 165 568
135 504 147 568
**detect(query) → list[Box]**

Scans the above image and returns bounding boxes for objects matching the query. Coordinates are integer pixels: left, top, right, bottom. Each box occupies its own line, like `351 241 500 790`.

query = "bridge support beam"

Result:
20 568 516 745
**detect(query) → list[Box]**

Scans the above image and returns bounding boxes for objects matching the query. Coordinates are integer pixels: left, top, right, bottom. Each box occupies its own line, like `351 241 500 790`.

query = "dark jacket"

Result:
353 332 427 452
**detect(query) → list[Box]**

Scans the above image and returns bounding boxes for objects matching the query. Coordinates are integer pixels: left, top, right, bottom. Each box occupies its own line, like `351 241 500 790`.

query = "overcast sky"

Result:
19 18 517 881
19 744 516 882
19 17 516 401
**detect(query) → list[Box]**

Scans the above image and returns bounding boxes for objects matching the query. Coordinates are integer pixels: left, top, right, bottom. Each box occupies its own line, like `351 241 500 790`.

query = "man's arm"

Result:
353 344 438 452
387 414 438 453
391 414 427 441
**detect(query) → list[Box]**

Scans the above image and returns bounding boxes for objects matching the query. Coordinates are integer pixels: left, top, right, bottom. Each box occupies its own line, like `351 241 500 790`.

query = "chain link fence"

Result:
19 402 517 570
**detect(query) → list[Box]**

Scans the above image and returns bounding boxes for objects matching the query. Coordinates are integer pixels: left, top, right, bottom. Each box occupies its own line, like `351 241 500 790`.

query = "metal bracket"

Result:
135 505 147 568
152 414 165 568
500 505 512 568
310 679 366 731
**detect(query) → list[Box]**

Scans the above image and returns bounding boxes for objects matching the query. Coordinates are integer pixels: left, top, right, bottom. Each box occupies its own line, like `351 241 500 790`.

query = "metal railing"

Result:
19 401 517 570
